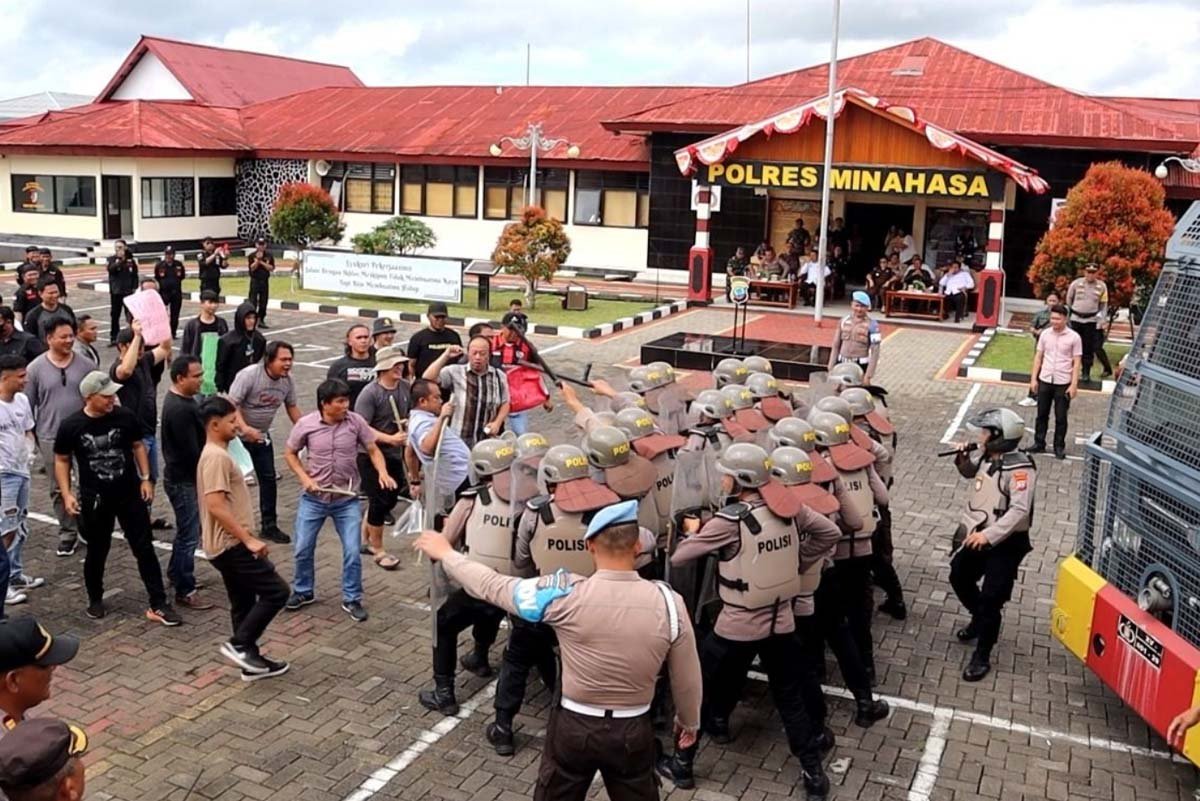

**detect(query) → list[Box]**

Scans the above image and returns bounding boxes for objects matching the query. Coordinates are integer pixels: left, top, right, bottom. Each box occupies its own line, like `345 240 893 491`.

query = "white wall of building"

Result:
0 155 106 240
136 157 237 241
109 53 192 101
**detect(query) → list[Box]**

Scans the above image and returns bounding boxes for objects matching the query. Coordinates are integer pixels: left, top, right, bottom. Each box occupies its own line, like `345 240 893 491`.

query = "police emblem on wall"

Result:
729 276 750 305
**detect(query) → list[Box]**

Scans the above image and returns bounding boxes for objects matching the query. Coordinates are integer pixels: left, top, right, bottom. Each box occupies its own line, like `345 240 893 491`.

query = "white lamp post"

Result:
489 122 580 204
1154 156 1200 179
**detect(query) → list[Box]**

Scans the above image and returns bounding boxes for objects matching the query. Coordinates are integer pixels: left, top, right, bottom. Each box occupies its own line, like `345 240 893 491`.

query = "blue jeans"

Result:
141 435 159 484
507 412 529 436
1 471 30 583
165 480 200 597
242 438 278 532
292 493 363 603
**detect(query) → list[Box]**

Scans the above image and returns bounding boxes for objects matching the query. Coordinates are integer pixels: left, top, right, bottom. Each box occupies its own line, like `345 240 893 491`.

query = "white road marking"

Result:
747 672 1183 762
940 382 981 444
267 318 347 335
907 709 952 801
27 511 209 560
538 341 575 355
341 681 497 801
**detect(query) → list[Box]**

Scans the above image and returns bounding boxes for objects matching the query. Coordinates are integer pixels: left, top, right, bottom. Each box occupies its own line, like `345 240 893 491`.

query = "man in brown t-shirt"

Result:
197 395 290 681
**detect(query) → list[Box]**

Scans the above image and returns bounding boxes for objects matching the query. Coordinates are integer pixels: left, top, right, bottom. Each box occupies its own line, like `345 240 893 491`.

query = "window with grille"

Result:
483 168 568 222
141 177 195 218
321 162 394 214
400 165 478 218
573 171 649 228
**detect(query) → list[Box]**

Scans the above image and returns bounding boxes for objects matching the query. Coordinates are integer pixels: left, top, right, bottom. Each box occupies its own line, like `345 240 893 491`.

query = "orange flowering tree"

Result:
269 182 345 254
1028 161 1175 314
492 206 571 309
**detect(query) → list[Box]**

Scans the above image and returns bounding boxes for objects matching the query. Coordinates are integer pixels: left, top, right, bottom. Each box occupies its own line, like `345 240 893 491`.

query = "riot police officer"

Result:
721 383 771 434
747 371 793 422
950 408 1036 682
682 389 751 453
827 291 882 384
613 407 686 553
743 355 772 375
415 499 702 801
712 357 749 389
659 443 840 800
418 438 515 716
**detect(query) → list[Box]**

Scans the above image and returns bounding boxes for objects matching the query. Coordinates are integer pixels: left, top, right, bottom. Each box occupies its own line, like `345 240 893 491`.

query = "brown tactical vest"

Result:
528 498 595 576
463 485 516 575
715 502 802 610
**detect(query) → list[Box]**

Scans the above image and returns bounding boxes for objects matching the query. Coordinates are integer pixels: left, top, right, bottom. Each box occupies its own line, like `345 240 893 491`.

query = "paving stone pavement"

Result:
8 284 1198 801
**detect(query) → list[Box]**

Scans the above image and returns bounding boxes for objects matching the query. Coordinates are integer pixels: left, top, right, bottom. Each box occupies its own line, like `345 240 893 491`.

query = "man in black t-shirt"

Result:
106 239 138 345
179 290 229 357
326 323 376 407
13 266 42 323
37 248 66 298
22 280 76 344
406 302 462 379
154 245 187 338
197 237 228 296
54 370 180 625
111 321 173 529
247 238 275 329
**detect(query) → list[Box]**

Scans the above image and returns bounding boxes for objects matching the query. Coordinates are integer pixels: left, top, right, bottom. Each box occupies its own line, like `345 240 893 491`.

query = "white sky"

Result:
0 0 1197 100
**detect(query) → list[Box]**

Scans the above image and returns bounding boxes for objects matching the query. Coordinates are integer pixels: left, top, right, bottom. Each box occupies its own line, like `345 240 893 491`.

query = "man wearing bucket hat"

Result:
414 498 702 799
659 443 840 800
371 317 397 353
827 291 882 385
355 345 412 569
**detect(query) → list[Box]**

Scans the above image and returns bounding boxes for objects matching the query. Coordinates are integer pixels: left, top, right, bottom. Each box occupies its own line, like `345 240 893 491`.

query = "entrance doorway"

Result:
102 175 133 240
844 201 914 279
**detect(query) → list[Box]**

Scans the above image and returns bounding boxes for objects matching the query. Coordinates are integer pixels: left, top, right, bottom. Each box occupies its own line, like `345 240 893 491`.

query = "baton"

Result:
515 357 594 389
937 443 978 458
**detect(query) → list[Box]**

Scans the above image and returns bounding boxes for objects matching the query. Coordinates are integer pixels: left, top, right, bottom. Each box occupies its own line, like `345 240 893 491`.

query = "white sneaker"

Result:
5 587 28 605
1017 397 1037 407
10 575 45 591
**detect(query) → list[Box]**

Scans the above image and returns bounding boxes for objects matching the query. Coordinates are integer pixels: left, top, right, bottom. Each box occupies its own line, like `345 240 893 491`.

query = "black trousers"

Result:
870 506 904 603
699 630 818 763
79 489 166 609
495 616 558 719
109 292 132 341
950 531 1032 655
945 291 968 322
432 589 504 676
249 279 269 322
535 708 657 801
814 558 874 700
200 276 221 296
211 543 289 651
1034 380 1071 452
160 292 183 338
1070 321 1098 375
793 614 827 731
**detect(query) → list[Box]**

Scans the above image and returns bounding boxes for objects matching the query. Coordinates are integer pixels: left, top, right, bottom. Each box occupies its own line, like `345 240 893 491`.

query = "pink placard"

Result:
123 289 172 344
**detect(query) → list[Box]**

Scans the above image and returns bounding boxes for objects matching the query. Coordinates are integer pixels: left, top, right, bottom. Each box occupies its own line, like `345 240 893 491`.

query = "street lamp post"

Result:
1154 156 1200 179
490 122 580 205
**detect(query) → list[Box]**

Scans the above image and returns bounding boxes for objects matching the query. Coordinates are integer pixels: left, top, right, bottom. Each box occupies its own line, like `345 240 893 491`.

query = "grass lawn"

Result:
181 276 659 329
974 331 1131 373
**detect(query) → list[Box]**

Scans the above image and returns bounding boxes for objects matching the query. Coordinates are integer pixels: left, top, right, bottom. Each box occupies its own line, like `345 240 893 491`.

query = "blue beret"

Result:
851 291 871 307
584 499 639 540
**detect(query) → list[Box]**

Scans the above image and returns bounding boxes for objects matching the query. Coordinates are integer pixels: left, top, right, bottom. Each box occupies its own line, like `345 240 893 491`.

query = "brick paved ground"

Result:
7 282 1197 801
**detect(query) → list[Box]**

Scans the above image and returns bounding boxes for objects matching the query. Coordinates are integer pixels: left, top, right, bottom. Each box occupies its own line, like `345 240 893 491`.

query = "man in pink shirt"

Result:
1028 304 1081 459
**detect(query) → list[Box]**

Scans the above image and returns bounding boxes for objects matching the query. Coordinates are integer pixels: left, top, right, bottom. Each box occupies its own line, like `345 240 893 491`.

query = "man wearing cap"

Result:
371 318 396 354
407 302 462 380
828 292 881 384
414 498 702 801
35 251 65 300
153 246 187 337
247 238 275 329
54 370 180 625
354 345 411 569
490 311 552 436
0 618 79 733
0 717 87 801
424 338 509 448
11 267 41 326
1066 263 1110 380
15 247 39 282
105 239 138 346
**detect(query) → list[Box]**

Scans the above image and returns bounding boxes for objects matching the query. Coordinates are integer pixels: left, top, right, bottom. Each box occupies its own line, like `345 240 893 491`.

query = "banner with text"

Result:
302 251 463 304
702 161 1005 200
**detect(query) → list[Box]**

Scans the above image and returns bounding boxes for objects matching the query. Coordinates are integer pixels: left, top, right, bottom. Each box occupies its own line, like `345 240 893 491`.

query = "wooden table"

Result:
748 280 798 309
885 290 945 320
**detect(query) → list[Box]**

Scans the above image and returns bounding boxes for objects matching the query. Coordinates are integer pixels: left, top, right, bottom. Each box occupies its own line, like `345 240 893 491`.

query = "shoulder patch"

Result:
1011 471 1030 491
715 502 752 521
512 569 574 623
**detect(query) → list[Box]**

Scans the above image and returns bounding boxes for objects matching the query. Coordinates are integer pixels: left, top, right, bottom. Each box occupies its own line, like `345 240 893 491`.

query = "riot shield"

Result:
807 371 836 401
509 454 543 509
424 428 455 649
650 383 688 435
667 448 719 620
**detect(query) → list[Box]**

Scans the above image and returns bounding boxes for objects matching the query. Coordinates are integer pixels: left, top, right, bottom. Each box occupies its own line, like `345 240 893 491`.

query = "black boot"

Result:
418 675 459 715
800 758 831 801
878 597 907 620
854 696 890 727
963 650 992 682
655 743 696 790
485 720 515 756
460 647 493 678
956 620 980 642
865 664 877 687
707 716 733 744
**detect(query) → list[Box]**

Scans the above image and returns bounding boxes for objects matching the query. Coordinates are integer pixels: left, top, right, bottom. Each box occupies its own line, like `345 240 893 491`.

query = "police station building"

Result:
0 35 1196 299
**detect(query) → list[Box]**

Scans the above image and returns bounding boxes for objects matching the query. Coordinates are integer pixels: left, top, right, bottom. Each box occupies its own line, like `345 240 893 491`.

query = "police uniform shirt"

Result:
789 519 841 618
955 453 1035 544
154 258 186 294
442 495 474 549
1066 277 1108 324
829 315 881 380
859 428 893 484
439 550 702 727
670 491 841 641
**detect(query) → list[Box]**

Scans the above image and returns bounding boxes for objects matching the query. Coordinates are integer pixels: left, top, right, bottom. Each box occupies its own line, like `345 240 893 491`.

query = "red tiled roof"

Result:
606 38 1199 152
95 35 363 107
0 101 250 154
675 88 1050 194
239 85 707 166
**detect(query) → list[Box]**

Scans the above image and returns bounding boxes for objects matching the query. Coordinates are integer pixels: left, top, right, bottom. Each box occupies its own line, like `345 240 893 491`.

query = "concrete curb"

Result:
955 327 1115 394
76 281 689 341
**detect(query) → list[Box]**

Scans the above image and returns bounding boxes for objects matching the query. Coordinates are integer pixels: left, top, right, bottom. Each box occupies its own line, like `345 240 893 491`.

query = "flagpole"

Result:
813 0 840 323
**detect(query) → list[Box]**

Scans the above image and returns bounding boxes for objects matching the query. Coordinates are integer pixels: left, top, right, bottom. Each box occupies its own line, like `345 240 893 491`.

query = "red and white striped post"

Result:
687 186 714 304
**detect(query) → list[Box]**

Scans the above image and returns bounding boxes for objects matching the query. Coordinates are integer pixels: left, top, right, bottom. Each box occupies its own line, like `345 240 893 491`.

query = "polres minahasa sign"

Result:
701 161 1005 200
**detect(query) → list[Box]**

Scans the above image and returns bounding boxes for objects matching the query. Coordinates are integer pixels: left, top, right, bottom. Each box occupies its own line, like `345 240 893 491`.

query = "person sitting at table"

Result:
900 255 936 292
757 247 785 280
799 248 831 305
726 246 751 277
867 257 895 310
938 259 975 322
779 248 801 282
828 243 849 299
751 240 772 267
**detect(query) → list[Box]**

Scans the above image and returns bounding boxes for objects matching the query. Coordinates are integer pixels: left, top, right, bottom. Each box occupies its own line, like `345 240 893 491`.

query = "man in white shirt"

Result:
939 260 976 322
800 248 831 305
